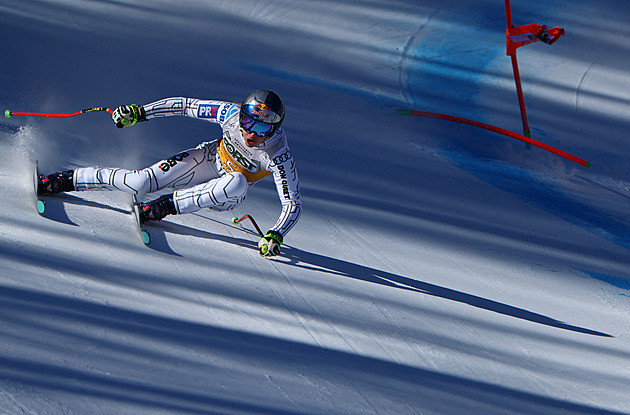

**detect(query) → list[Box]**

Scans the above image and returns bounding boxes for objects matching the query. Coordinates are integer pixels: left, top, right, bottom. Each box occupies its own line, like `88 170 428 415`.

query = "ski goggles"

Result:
241 116 274 137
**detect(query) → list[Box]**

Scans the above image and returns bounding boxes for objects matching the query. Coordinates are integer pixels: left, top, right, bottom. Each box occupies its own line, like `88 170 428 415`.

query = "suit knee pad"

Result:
222 172 248 200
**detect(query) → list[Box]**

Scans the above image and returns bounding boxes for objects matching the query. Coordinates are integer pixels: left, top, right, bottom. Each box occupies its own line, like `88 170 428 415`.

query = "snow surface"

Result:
1 0 629 414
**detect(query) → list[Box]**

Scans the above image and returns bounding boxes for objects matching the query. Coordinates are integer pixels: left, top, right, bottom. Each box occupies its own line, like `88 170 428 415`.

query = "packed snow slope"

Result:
1 0 629 414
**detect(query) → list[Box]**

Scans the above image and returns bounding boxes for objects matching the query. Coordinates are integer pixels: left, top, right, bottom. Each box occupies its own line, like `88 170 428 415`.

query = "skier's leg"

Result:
72 141 219 195
73 166 156 194
138 172 248 223
173 172 248 214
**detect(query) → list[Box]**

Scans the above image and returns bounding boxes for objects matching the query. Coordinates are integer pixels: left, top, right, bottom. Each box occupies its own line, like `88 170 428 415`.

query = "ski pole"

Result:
4 107 113 119
231 214 264 237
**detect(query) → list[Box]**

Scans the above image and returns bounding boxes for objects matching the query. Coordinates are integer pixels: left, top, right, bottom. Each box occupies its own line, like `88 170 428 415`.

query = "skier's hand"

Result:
112 104 145 128
258 231 283 257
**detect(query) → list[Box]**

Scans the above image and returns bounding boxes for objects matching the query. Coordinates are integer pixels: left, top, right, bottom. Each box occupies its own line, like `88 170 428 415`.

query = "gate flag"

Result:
506 24 565 56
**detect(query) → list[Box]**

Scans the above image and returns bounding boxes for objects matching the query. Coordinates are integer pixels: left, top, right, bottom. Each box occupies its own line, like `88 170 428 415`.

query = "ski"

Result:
131 194 152 246
33 161 46 215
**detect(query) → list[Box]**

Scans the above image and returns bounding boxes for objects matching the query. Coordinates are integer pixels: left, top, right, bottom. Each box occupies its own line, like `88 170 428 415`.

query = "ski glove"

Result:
258 231 283 257
112 104 146 128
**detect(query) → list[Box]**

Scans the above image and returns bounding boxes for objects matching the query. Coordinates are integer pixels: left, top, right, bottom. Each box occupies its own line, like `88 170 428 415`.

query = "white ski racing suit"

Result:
73 97 302 238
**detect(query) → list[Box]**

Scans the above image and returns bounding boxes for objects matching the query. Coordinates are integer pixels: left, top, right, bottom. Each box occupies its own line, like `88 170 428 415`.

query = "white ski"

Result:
34 161 46 215
131 194 151 246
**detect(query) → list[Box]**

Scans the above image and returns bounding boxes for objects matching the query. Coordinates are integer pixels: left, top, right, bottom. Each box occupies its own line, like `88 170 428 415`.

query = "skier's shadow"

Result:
131 210 613 338
38 194 129 226
37 195 192 256
158 214 612 338
273 246 613 338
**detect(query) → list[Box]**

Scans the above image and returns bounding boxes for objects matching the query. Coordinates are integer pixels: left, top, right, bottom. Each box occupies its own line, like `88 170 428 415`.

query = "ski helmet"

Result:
239 89 285 137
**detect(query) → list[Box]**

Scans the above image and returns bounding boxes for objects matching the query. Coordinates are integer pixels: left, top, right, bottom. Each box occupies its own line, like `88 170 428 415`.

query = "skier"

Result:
38 89 301 257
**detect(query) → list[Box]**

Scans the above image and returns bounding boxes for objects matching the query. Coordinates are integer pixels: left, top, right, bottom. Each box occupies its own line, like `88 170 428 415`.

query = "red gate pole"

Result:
505 0 514 28
505 0 532 145
510 54 531 139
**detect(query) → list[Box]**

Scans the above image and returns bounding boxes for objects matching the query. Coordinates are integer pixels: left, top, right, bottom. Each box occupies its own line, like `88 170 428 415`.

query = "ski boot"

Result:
138 194 177 224
38 170 75 196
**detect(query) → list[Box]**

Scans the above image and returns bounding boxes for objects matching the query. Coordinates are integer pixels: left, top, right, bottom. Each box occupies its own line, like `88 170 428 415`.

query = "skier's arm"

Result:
141 97 239 125
258 153 301 257
112 98 239 127
267 147 302 238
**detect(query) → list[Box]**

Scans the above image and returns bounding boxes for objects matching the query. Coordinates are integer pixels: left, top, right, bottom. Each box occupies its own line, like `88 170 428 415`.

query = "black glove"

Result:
258 231 283 257
112 104 146 128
